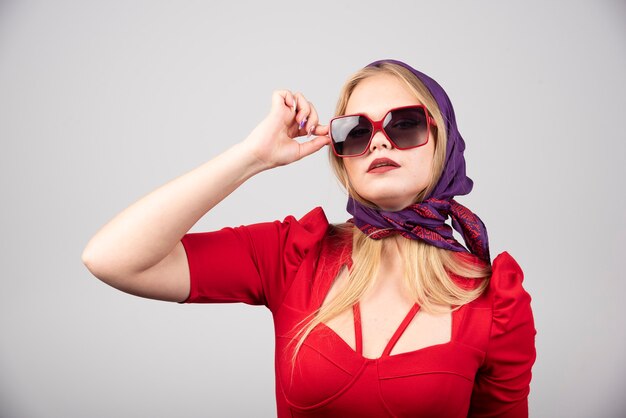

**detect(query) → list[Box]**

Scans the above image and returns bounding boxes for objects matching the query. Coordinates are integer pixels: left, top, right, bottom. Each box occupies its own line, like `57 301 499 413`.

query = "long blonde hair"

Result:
287 62 492 370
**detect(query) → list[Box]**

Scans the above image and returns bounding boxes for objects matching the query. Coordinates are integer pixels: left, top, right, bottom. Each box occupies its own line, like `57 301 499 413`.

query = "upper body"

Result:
180 206 536 417
82 59 537 417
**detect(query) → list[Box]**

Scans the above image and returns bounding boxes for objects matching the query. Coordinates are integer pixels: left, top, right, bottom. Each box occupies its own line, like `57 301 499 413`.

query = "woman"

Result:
82 59 537 417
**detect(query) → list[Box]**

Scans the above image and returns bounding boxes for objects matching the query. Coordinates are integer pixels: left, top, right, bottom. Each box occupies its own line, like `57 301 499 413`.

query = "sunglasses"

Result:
329 105 437 157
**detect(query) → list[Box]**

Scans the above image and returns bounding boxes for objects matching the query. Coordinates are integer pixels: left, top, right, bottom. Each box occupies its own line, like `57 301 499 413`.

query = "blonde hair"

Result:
287 62 492 373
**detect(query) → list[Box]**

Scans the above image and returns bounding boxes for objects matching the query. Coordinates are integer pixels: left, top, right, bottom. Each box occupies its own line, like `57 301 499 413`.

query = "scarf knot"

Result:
347 196 490 263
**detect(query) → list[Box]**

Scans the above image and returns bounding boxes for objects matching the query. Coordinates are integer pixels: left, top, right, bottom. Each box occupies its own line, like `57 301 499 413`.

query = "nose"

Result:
369 129 394 153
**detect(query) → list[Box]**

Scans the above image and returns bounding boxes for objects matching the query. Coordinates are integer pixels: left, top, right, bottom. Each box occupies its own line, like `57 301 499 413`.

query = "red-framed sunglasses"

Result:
329 105 437 157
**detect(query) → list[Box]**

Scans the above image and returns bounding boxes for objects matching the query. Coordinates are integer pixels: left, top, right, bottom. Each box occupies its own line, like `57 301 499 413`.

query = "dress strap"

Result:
382 303 421 357
353 303 363 355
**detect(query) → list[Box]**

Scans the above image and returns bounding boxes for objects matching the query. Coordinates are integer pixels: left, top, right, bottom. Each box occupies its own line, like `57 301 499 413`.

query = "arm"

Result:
81 91 331 302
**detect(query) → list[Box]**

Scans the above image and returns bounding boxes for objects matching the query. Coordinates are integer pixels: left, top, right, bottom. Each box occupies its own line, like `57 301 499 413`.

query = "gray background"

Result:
1 0 625 417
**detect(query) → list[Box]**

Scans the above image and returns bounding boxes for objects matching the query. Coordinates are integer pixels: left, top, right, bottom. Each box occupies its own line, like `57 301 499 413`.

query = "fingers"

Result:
294 93 325 138
282 90 324 136
309 124 330 137
271 88 331 143
298 134 332 159
292 92 314 131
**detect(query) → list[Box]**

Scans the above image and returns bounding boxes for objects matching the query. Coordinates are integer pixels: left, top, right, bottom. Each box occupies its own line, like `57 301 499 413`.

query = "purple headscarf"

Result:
346 59 491 263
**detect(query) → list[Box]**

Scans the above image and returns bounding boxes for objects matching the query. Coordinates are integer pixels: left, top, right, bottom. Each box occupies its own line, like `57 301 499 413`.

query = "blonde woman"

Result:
82 59 536 417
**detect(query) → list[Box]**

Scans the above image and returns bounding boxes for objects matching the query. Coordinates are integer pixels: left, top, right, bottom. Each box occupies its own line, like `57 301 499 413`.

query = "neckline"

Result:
316 320 455 362
314 232 455 362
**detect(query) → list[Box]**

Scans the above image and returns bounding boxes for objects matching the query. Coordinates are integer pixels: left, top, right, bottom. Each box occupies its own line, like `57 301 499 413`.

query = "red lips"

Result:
368 158 400 172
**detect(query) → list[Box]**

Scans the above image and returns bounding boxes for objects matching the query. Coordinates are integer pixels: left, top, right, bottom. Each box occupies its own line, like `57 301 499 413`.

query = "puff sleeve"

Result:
468 252 537 417
179 207 329 313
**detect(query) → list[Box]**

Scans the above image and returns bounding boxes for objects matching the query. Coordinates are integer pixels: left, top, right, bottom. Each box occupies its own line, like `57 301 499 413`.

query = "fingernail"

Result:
293 98 297 112
299 117 307 129
307 124 316 138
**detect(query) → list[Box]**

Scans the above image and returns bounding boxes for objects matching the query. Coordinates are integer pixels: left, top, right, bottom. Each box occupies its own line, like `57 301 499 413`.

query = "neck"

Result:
380 235 404 269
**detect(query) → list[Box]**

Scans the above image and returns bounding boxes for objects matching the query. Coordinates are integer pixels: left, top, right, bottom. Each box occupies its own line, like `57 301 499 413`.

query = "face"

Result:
342 73 436 211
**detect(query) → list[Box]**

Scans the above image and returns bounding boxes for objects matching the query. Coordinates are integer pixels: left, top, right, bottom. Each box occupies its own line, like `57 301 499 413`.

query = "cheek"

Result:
342 160 361 184
405 148 436 186
418 141 436 174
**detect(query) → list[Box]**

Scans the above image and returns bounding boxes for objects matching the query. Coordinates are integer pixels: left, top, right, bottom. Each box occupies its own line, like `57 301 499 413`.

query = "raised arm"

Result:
81 91 330 302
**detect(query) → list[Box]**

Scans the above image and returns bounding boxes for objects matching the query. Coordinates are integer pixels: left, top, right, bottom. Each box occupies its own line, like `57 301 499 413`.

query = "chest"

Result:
321 264 452 359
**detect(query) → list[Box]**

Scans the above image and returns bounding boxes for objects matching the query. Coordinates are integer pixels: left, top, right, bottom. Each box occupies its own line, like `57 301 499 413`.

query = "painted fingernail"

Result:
299 117 307 129
307 124 316 138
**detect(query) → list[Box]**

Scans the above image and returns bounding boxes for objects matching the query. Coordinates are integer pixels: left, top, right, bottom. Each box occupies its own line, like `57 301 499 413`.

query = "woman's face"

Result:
342 73 436 211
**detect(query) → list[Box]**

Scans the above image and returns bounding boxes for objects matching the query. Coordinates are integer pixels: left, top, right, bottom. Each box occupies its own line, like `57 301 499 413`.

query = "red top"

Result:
180 207 537 417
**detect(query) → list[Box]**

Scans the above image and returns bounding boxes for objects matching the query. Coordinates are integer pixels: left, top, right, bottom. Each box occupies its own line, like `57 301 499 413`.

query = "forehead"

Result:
345 73 423 119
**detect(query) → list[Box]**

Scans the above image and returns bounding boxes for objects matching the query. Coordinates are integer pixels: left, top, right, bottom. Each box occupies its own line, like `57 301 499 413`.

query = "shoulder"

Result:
458 251 529 302
483 251 534 335
279 206 330 242
457 251 533 329
264 206 330 266
486 251 529 303
294 206 330 232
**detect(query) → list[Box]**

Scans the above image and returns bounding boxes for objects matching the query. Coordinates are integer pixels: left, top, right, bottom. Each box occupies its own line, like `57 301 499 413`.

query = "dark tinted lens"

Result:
331 116 372 156
383 107 428 148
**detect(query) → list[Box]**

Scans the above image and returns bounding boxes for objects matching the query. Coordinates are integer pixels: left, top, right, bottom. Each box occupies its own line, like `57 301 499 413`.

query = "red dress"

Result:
180 207 537 417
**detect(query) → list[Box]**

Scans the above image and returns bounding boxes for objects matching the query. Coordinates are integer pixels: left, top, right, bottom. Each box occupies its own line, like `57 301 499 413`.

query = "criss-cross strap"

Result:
353 302 421 358
382 303 421 356
353 303 363 355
